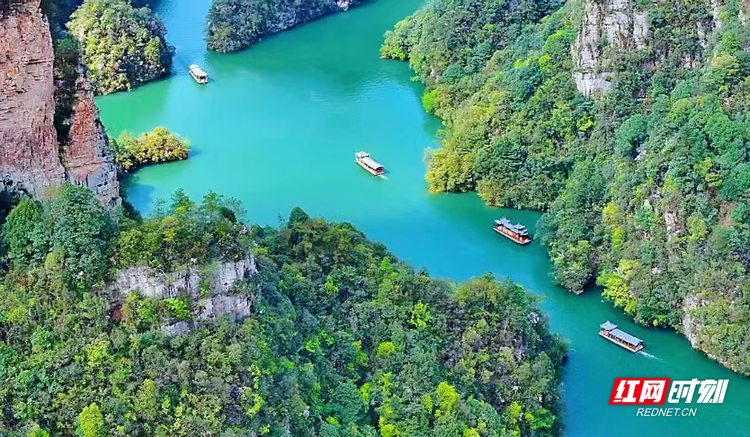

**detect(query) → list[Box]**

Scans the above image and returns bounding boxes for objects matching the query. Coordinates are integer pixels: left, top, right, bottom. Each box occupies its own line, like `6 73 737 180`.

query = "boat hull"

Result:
599 331 643 353
493 226 531 245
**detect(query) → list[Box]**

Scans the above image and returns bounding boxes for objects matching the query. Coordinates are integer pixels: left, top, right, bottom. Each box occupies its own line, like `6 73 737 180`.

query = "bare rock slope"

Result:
0 0 119 205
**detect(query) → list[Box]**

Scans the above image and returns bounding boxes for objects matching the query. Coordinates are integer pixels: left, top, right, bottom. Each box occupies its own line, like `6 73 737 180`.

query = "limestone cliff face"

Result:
162 292 255 336
263 0 360 34
742 0 750 23
681 293 729 369
105 257 257 299
571 0 727 96
0 0 119 205
108 257 258 335
681 294 703 351
571 0 649 96
0 0 65 194
62 66 120 206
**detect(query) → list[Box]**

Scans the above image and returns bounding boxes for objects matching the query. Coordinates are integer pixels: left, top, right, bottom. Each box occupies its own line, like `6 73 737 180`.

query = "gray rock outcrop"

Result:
572 0 649 96
198 294 253 321
107 257 256 299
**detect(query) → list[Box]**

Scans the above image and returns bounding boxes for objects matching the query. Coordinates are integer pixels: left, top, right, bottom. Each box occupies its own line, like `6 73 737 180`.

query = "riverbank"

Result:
95 0 750 434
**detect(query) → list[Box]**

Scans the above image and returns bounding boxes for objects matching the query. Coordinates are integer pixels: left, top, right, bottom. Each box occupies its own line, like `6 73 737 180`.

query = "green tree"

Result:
76 403 105 437
48 184 116 289
2 199 49 265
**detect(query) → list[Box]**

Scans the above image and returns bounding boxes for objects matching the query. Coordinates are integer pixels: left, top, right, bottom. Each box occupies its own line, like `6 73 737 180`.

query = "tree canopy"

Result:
113 127 190 172
67 0 174 94
206 0 362 53
0 188 565 435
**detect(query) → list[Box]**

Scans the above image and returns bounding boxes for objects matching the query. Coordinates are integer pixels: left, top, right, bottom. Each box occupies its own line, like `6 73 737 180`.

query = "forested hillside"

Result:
0 187 565 436
382 0 750 373
206 0 362 53
67 0 173 94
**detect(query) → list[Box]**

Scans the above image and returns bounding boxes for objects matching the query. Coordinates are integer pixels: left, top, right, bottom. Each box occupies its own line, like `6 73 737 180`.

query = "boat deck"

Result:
493 218 531 245
599 321 643 353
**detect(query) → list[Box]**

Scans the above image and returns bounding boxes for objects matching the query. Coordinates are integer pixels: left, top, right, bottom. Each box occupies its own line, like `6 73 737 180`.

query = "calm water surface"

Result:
96 0 750 434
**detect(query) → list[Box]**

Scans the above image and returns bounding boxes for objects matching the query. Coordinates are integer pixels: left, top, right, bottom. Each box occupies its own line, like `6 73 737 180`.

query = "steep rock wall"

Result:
62 66 120 206
742 0 750 23
0 0 120 205
571 0 730 96
161 293 254 337
571 0 649 96
0 0 65 194
106 257 257 299
111 257 258 336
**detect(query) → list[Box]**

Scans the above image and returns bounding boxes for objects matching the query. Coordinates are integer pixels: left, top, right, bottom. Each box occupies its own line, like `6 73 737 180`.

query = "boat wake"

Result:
378 175 388 180
639 351 659 360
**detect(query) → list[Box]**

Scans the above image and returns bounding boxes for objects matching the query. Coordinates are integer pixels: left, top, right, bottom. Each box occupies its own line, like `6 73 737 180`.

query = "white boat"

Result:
189 64 208 84
355 151 384 176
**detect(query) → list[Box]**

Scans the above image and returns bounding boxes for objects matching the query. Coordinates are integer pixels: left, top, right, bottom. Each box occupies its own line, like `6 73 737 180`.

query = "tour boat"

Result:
189 64 208 84
355 151 385 176
599 321 644 353
493 218 531 245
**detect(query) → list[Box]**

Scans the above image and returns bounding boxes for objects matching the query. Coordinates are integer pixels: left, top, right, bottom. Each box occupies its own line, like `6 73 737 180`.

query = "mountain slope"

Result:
383 0 750 374
0 191 565 435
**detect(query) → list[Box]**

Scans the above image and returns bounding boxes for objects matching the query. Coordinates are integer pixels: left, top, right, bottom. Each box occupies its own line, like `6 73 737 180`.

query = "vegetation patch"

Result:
67 0 174 95
113 127 190 172
206 0 362 53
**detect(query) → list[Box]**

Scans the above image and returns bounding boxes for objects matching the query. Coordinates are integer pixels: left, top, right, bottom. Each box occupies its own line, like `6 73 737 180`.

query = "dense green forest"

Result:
66 0 173 94
113 127 190 172
382 0 750 373
205 0 362 53
0 186 565 436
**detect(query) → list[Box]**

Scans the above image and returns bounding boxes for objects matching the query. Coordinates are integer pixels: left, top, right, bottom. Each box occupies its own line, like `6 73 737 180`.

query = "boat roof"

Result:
189 65 207 75
356 152 383 169
361 156 383 170
495 218 529 235
609 328 643 346
600 321 618 331
610 328 643 346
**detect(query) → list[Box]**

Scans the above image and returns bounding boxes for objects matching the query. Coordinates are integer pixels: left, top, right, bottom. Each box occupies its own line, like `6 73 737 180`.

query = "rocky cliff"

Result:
0 0 119 205
571 0 725 96
61 66 120 206
106 257 257 299
0 0 65 194
109 257 258 335
571 0 648 96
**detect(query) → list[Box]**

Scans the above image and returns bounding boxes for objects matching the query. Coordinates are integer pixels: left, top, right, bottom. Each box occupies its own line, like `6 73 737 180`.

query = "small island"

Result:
113 127 190 172
68 0 174 95
206 0 363 53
